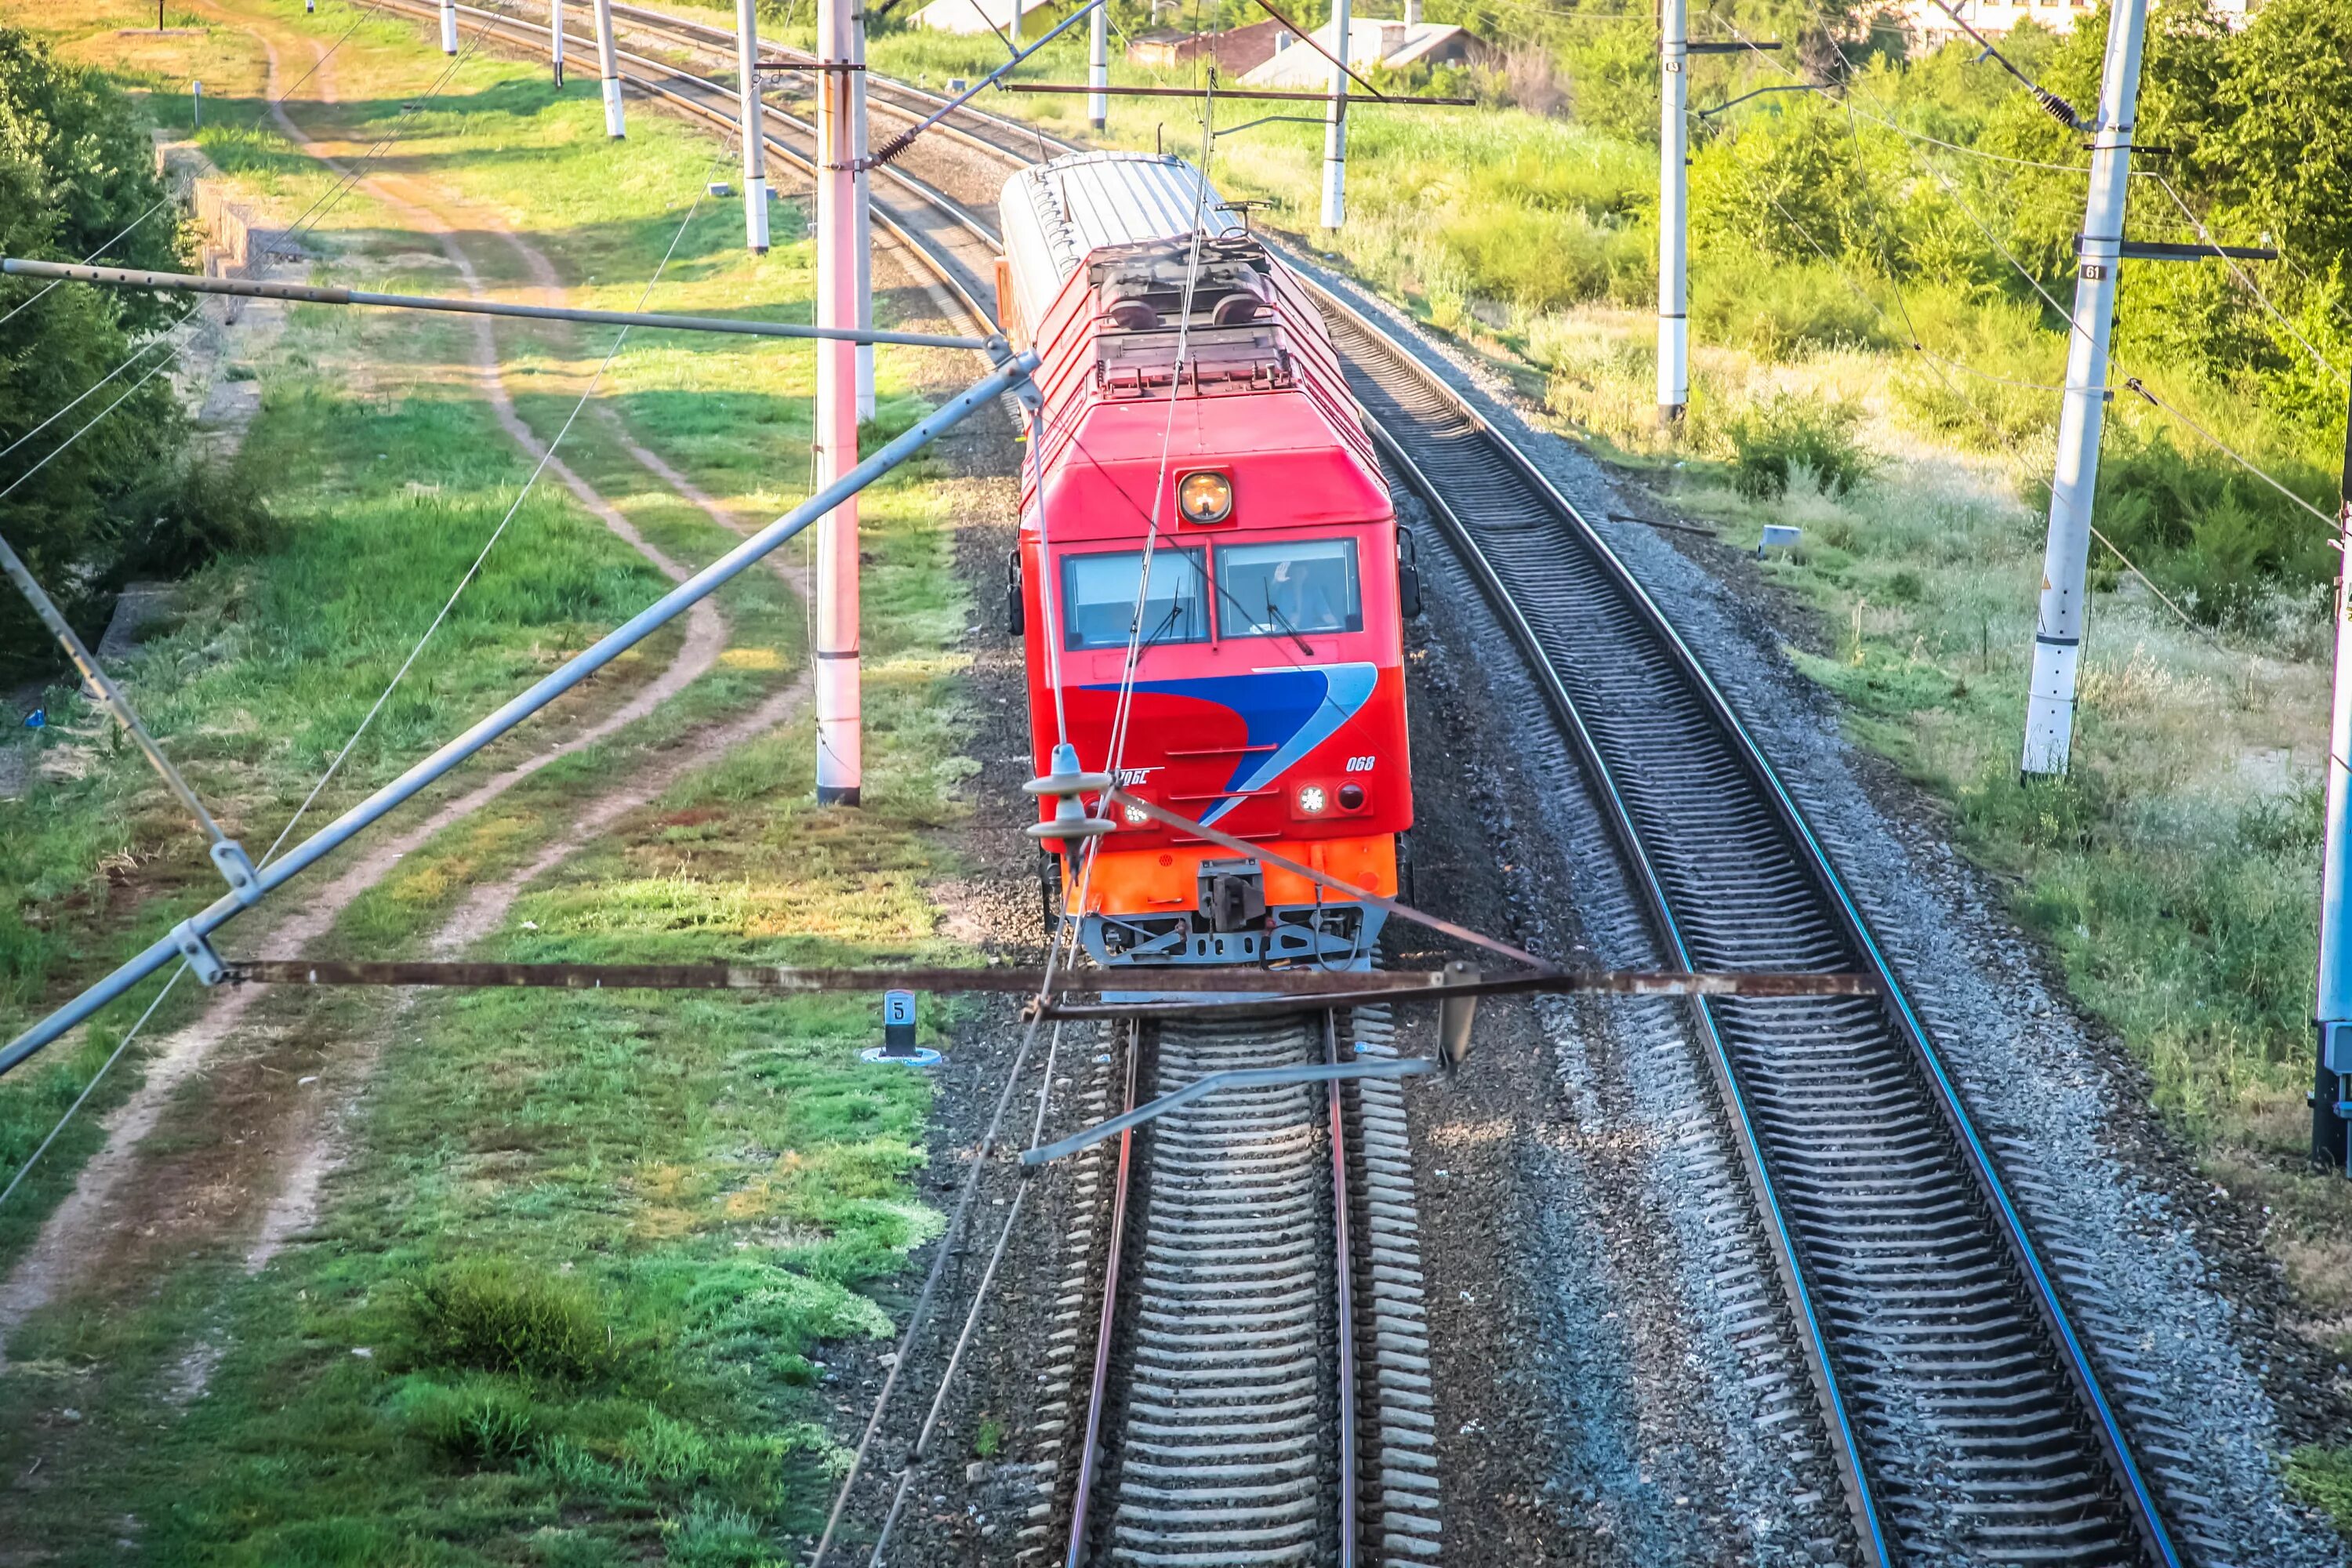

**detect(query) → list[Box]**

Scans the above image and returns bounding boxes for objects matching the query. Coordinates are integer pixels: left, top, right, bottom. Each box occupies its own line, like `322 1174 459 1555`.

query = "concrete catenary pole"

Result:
593 0 626 136
854 6 876 419
439 0 459 53
2311 397 2352 1173
736 0 771 253
1320 0 1352 229
816 0 863 804
551 0 565 86
2020 0 2148 776
1089 0 1109 131
1657 0 1688 422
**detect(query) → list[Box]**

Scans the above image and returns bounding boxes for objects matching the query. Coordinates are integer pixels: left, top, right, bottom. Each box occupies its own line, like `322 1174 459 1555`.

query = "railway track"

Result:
356 7 2190 1562
1025 1008 1439 1566
1322 310 2187 1566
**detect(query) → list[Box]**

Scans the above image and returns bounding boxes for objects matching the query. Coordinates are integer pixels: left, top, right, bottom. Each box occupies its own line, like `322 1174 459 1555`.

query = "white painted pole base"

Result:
602 77 626 137
743 177 769 253
1320 156 1345 230
440 0 459 53
815 644 862 805
2020 638 2081 777
1657 314 1688 423
551 0 565 84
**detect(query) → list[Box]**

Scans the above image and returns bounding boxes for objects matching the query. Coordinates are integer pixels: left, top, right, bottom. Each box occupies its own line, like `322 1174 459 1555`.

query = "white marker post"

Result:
2020 0 2148 777
1088 0 1109 131
551 0 565 86
593 0 626 136
854 5 876 419
1657 0 1688 423
1319 0 1351 229
439 0 458 53
816 0 863 804
735 0 771 253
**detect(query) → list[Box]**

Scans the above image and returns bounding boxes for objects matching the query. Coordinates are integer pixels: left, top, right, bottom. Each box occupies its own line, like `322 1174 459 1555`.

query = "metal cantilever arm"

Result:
0 259 999 351
0 350 1040 1078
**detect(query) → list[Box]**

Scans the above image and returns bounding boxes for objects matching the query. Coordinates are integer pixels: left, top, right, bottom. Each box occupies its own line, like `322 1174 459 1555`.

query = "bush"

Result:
402 1260 615 1382
390 1374 541 1465
1693 259 1894 357
2089 423 2335 624
1724 393 1878 499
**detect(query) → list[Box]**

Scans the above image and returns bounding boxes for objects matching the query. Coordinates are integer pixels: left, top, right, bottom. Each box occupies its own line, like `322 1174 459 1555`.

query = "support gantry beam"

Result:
0 352 1040 1080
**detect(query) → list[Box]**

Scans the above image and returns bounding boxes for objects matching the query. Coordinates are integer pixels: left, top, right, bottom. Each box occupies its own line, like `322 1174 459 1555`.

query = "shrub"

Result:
1693 260 1894 357
401 1259 615 1382
390 1374 542 1465
1724 393 1878 499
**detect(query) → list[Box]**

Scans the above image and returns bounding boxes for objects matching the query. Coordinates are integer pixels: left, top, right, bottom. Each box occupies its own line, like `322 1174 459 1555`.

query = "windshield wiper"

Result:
1213 578 1314 656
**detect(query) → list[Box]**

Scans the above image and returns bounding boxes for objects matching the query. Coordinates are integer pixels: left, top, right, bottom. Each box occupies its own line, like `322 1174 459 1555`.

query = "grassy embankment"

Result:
0 4 990 1560
752 0 2352 1497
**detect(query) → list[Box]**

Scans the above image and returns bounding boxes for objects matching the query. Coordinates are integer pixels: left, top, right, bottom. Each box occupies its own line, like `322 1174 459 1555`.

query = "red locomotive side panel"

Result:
1002 154 1412 964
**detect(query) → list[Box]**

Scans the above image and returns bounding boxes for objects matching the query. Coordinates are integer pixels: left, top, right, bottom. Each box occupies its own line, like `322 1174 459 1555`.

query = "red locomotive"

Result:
997 152 1417 967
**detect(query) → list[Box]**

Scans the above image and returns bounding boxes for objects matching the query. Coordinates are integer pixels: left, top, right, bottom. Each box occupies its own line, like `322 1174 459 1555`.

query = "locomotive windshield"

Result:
1215 539 1362 638
1060 547 1207 650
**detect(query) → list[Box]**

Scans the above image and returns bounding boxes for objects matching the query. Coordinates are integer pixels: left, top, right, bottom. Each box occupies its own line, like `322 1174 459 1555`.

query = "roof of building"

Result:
1239 17 1472 89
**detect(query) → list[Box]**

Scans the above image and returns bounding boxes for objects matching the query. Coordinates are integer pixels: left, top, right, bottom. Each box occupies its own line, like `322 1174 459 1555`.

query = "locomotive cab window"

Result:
1214 539 1362 639
1060 547 1207 650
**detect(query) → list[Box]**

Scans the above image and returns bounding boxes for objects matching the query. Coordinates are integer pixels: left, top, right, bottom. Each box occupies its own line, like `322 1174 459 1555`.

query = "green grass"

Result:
0 2 993 1559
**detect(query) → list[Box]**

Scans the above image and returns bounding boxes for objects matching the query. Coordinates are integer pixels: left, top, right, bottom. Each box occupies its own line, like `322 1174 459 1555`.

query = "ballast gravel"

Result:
1296 255 2349 1567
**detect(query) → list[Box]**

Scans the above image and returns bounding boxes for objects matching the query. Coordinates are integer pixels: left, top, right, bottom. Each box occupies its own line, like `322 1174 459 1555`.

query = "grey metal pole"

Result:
593 0 626 136
0 352 1039 1079
2313 385 2352 1172
439 0 459 53
817 0 863 805
0 529 250 883
1657 0 1688 423
1088 0 1109 131
2020 0 2147 777
1319 0 1351 229
736 0 771 254
853 5 876 419
551 0 565 85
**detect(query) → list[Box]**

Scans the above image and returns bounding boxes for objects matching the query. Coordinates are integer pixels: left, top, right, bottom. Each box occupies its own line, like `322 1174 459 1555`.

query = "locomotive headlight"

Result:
1299 785 1327 814
1123 802 1149 825
1178 471 1233 524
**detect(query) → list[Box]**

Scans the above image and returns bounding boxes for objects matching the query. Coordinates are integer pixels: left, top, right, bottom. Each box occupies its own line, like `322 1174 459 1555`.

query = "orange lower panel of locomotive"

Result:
1062 835 1397 967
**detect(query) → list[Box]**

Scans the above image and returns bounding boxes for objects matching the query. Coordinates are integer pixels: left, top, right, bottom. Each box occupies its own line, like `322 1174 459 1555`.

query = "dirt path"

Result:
0 15 803 1354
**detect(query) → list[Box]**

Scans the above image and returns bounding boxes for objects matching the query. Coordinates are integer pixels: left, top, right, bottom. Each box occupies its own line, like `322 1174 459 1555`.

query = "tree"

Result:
0 26 190 681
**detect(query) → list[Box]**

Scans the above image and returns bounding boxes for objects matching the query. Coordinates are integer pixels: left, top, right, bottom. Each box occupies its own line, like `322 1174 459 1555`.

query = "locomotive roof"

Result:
1000 153 1247 338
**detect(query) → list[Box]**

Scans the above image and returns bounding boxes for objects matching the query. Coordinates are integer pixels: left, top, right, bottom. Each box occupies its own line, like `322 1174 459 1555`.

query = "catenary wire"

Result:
0 0 391 332
260 151 728 865
0 963 189 1212
2150 172 2347 392
1726 23 2339 551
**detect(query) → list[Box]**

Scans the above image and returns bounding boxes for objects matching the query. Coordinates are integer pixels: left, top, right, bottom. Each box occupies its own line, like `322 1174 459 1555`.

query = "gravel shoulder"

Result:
1293 258 2350 1566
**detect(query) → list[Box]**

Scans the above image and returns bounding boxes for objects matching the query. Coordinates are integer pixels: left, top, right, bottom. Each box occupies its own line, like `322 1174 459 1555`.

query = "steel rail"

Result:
1302 274 2182 1565
1324 1009 1359 1568
1064 1018 1138 1568
1353 352 1885 1566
